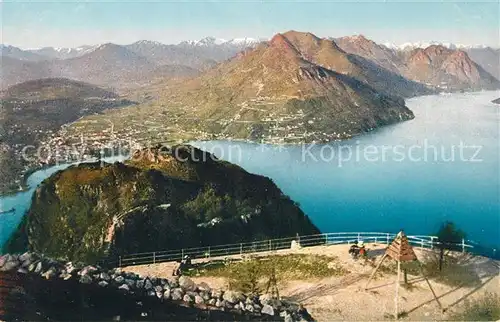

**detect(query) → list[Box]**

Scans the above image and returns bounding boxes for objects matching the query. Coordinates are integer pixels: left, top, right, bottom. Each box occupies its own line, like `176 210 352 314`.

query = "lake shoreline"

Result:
1 91 499 252
2 89 495 197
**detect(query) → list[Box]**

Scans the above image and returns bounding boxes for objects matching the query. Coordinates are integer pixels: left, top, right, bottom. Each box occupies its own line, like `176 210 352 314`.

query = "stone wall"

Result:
0 253 314 321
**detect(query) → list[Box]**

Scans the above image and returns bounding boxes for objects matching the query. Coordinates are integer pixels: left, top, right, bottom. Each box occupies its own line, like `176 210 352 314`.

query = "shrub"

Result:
377 252 481 288
449 292 500 321
189 254 348 293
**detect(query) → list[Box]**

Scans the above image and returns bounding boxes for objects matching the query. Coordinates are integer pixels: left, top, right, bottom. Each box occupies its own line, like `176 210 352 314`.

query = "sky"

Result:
1 0 499 49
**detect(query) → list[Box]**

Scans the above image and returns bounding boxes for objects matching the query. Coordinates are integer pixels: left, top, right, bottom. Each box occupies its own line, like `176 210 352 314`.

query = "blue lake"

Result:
1 91 499 251
193 91 500 249
0 156 127 248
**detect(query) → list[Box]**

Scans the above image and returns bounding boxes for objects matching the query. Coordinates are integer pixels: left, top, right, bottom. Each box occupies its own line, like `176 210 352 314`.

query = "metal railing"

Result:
114 231 476 267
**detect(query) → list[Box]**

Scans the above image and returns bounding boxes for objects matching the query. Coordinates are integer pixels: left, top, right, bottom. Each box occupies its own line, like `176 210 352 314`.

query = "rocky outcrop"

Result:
492 98 500 104
403 46 500 90
5 145 320 263
335 36 500 91
0 252 313 321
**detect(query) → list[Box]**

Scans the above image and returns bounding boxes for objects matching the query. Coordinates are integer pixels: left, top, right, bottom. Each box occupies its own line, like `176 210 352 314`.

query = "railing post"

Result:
462 239 465 253
118 232 458 268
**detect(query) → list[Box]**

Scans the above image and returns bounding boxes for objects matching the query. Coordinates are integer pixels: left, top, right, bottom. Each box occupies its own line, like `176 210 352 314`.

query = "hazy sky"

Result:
2 0 499 48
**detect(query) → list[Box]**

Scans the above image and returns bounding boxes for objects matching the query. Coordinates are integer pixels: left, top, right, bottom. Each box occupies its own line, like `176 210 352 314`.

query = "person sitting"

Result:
358 241 366 257
172 261 181 276
183 255 192 266
349 242 360 258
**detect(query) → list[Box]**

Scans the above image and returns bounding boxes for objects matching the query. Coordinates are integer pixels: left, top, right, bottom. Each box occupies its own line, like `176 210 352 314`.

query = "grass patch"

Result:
185 254 348 294
448 292 500 321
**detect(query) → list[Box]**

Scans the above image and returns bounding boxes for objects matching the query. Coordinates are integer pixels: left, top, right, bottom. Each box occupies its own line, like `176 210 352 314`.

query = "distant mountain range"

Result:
1 37 261 63
63 31 418 145
29 45 100 60
1 43 200 89
383 41 495 51
123 38 261 70
335 35 500 90
0 38 263 89
1 35 498 91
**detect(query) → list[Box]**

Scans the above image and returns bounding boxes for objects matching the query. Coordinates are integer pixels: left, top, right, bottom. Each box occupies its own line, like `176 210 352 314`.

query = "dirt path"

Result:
123 243 500 321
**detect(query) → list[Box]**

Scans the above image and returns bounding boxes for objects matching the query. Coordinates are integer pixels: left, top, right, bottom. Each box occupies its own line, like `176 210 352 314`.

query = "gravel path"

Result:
123 243 500 321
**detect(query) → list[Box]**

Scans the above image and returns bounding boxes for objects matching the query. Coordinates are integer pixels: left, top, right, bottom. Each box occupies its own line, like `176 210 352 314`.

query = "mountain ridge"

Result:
3 34 498 91
65 31 415 146
1 44 200 89
336 35 500 90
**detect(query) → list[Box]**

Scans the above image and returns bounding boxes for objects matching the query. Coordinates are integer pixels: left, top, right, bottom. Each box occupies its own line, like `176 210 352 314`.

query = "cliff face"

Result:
6 145 319 263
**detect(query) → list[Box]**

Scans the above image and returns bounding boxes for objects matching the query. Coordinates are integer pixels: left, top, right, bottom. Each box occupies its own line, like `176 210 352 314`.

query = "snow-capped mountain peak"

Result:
180 36 262 47
383 41 494 51
183 36 227 46
134 40 165 46
225 37 260 45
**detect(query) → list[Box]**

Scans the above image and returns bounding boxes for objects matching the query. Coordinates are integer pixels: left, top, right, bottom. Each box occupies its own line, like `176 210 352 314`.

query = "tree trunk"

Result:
439 247 444 271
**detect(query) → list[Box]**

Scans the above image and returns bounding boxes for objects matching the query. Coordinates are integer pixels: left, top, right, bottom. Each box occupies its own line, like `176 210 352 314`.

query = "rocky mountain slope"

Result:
28 45 100 60
464 47 500 80
54 44 199 88
402 45 499 90
1 56 53 89
1 44 199 90
125 37 261 70
1 38 259 88
336 35 500 91
0 45 49 61
278 31 431 98
5 145 319 262
335 35 405 75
